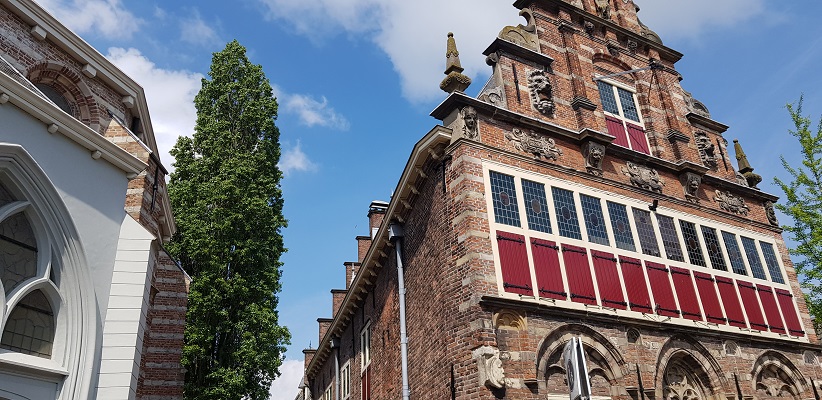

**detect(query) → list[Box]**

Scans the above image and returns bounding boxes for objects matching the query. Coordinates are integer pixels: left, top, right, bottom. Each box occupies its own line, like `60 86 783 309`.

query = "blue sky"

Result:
35 0 822 398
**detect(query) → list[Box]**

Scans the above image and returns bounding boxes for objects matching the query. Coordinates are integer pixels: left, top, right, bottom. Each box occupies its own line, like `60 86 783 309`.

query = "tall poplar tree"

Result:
168 40 290 400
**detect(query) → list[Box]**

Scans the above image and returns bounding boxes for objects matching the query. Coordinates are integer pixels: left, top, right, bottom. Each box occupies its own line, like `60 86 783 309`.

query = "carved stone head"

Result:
595 0 611 19
764 201 779 226
583 142 606 176
460 106 479 140
527 70 555 115
681 172 702 204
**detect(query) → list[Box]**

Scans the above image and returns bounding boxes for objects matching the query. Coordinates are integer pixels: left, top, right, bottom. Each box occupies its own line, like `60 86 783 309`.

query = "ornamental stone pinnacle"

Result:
733 139 762 189
440 32 472 93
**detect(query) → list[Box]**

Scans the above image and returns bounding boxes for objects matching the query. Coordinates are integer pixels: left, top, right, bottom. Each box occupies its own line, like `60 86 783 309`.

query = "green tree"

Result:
775 97 822 334
168 40 290 400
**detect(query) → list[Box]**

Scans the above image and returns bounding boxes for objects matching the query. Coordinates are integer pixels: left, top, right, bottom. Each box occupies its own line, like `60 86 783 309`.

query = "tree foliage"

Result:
168 40 290 400
774 96 822 334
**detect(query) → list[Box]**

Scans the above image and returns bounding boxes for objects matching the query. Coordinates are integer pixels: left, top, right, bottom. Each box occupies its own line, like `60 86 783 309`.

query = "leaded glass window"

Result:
722 231 747 275
701 226 727 271
0 290 53 358
490 171 520 227
607 201 635 251
580 194 608 245
617 87 640 122
0 183 13 208
741 236 767 280
0 211 38 295
656 215 684 262
759 242 785 284
597 81 619 114
632 208 660 257
522 179 552 234
680 221 706 267
551 187 582 240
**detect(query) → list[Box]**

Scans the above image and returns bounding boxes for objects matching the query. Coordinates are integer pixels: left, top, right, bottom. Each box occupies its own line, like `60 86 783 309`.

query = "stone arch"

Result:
26 61 101 131
536 323 627 397
655 335 729 400
751 351 807 400
592 53 638 84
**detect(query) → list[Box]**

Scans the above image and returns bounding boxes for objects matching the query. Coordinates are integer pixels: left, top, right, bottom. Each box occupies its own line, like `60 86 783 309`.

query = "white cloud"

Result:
36 0 141 39
268 359 305 400
279 141 318 176
105 48 203 171
258 0 768 103
272 85 350 130
180 10 222 47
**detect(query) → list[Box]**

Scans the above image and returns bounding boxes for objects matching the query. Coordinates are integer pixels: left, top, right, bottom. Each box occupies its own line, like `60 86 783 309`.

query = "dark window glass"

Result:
489 171 520 227
580 194 609 246
632 208 660 257
0 290 54 358
759 242 785 284
522 179 551 234
741 236 767 280
700 226 727 271
597 81 619 114
656 215 684 262
34 83 72 115
679 221 706 267
721 231 747 275
607 201 635 251
617 87 640 122
551 187 582 240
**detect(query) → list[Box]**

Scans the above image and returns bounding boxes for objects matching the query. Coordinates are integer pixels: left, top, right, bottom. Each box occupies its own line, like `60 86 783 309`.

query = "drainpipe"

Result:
331 336 340 400
389 223 410 400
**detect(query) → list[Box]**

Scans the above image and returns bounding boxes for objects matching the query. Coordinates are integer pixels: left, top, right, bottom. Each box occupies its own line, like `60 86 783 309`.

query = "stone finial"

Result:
733 139 762 189
440 32 472 93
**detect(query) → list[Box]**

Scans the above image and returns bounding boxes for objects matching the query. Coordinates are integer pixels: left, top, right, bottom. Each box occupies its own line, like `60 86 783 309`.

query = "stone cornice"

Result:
686 112 730 133
482 38 554 69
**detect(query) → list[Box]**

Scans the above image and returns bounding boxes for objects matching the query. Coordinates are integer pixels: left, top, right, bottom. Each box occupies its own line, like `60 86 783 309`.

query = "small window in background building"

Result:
522 179 552 234
607 201 635 251
489 171 521 227
340 362 351 399
551 187 582 240
361 323 371 368
580 194 608 246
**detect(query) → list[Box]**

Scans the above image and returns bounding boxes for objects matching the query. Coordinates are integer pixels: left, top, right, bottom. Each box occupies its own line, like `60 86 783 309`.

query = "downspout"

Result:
332 337 340 400
389 223 410 400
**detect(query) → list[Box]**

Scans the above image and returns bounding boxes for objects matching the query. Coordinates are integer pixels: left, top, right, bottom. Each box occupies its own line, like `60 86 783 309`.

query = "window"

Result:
679 221 706 267
740 237 767 280
324 385 332 400
580 194 608 245
607 202 635 251
632 208 660 257
34 83 73 115
522 179 552 234
1 290 54 358
597 81 649 154
340 362 351 399
721 232 747 275
489 171 520 227
700 227 727 271
759 242 785 284
360 323 371 369
656 215 684 262
551 187 582 240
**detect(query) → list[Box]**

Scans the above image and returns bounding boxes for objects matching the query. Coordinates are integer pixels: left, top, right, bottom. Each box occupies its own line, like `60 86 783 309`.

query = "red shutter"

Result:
626 123 650 155
619 256 652 313
605 116 629 148
497 232 533 296
775 289 805 336
591 250 626 309
531 238 566 300
715 276 746 328
693 272 725 324
737 280 767 331
756 285 786 334
645 261 679 317
562 244 597 305
670 267 702 321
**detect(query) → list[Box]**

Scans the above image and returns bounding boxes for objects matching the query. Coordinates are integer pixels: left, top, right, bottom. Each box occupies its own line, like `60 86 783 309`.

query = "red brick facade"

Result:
302 1 818 400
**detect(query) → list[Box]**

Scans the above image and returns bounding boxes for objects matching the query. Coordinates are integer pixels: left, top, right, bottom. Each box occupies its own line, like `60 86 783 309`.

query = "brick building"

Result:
0 0 187 398
298 1 820 400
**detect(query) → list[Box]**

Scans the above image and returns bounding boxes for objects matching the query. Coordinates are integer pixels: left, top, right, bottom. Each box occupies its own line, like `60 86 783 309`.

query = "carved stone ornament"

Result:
714 190 749 216
664 365 705 400
622 161 665 193
756 367 793 398
479 85 504 108
764 201 779 226
493 310 526 331
497 8 539 51
595 0 611 19
475 346 506 389
680 172 702 204
694 132 718 169
583 142 606 176
459 106 480 140
735 171 749 187
571 0 584 9
506 128 563 161
583 20 595 35
626 39 638 53
527 69 555 115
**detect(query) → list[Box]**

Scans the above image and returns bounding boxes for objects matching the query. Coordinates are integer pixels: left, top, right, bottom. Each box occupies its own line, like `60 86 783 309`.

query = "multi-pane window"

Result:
632 208 661 257
490 171 520 227
617 87 640 122
580 194 609 245
741 237 767 280
0 290 54 358
341 363 351 399
597 81 619 114
522 179 552 234
760 242 785 284
656 215 684 262
361 323 371 368
597 80 649 154
722 232 747 275
552 187 582 240
324 386 332 400
607 201 636 251
679 221 706 267
701 227 727 271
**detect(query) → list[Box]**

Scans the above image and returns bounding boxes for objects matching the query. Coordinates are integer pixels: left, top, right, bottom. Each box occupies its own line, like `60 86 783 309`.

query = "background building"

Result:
0 0 187 398
298 1 820 400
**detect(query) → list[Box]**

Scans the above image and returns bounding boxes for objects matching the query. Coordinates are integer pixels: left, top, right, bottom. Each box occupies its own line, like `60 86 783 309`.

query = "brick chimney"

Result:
318 318 332 343
356 236 371 263
344 262 361 289
331 289 347 318
303 348 316 372
367 200 388 238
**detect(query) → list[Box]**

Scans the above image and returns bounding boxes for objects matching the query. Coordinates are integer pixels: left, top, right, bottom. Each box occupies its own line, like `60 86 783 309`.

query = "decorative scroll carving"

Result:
493 310 526 331
684 91 711 118
622 162 665 193
506 128 563 161
735 172 749 187
764 201 779 226
595 0 611 19
527 69 555 115
756 368 793 398
714 190 749 216
680 172 702 204
479 85 504 108
583 142 606 176
664 366 704 400
694 132 718 169
459 106 479 140
475 347 506 389
498 8 539 51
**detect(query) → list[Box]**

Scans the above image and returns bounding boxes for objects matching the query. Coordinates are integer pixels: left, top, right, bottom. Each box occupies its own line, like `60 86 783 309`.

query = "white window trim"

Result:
360 321 371 370
596 79 649 153
340 361 351 400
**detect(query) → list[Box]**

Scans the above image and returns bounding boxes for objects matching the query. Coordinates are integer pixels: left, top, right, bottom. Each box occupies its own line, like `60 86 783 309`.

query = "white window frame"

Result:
340 361 351 399
360 322 371 370
596 79 649 153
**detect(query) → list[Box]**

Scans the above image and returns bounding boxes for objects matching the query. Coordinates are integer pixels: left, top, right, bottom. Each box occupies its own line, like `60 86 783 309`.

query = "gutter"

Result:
389 223 410 400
